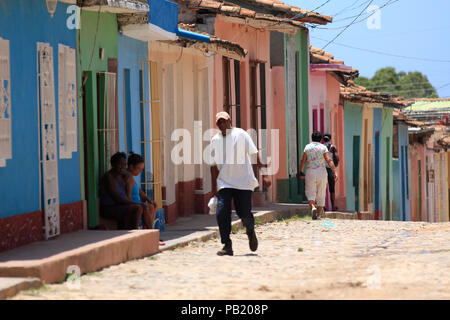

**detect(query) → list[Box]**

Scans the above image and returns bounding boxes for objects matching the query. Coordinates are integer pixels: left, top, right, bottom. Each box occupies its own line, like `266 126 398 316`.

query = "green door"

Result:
353 136 360 212
386 137 391 220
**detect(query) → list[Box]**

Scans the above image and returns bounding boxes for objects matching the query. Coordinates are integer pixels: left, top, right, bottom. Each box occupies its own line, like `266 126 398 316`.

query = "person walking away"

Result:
210 111 271 256
323 133 340 211
298 132 338 220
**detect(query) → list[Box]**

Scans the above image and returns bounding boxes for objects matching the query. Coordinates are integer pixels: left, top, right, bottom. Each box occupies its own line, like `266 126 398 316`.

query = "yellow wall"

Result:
360 104 374 212
148 41 214 207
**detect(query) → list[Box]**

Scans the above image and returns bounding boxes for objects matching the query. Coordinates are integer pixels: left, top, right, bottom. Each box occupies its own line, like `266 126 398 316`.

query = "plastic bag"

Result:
208 196 218 215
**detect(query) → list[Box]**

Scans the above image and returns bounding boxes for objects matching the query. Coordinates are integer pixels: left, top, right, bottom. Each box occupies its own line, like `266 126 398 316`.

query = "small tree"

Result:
354 67 438 98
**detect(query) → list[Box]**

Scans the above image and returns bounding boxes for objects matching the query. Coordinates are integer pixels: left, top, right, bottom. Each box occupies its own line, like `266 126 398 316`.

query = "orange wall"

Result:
214 16 276 201
214 15 271 131
409 143 427 221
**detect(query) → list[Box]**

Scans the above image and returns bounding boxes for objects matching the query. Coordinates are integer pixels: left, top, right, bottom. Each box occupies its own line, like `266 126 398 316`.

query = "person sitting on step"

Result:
126 151 165 246
99 152 143 230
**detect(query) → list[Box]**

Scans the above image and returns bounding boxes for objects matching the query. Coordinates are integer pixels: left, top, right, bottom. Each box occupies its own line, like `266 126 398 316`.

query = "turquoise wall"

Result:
372 108 382 213
344 102 362 211
393 158 401 220
395 122 411 221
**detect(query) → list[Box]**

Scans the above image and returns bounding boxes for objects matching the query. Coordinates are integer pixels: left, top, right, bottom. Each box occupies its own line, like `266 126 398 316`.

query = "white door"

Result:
37 43 60 239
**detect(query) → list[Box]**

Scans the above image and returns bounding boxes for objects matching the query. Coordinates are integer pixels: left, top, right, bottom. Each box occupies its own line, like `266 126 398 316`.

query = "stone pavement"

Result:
9 214 450 300
0 203 309 299
160 203 310 251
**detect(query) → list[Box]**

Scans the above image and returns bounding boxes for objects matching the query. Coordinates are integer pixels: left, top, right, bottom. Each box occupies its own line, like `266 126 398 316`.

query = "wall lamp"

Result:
46 0 58 18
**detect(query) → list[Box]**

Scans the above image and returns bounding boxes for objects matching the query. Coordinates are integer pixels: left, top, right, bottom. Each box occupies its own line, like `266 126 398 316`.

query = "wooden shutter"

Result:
0 37 12 167
58 44 77 159
38 42 60 239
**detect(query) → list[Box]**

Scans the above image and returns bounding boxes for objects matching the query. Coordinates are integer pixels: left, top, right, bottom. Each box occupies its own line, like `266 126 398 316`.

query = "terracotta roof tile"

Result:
310 46 359 83
176 23 247 58
341 81 410 107
182 0 331 25
239 8 256 17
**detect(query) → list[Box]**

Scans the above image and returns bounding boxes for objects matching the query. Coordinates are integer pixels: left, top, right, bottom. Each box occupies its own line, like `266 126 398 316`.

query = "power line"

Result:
436 82 450 90
311 0 332 12
266 0 332 28
312 0 399 30
333 0 369 17
361 81 447 89
379 88 437 94
363 83 450 95
321 0 375 50
311 36 450 63
333 0 399 23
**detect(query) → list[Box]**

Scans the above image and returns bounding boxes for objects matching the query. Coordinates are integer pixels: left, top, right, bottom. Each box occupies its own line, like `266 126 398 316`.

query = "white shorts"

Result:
305 167 328 207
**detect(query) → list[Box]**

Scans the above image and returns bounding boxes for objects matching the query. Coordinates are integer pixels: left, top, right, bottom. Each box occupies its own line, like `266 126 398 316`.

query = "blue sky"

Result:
283 0 450 98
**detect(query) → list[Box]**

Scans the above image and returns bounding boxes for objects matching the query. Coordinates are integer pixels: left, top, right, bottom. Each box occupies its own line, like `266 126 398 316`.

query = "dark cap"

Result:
323 133 331 141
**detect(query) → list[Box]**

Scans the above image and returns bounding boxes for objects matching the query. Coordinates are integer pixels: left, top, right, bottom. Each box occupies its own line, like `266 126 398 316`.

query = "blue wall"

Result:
344 102 362 211
118 34 148 187
118 35 164 228
372 108 382 212
392 158 401 220
148 0 178 34
394 123 411 221
0 0 80 218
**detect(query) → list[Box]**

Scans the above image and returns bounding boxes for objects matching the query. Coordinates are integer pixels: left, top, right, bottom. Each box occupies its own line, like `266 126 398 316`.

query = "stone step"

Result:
0 277 42 300
0 230 159 285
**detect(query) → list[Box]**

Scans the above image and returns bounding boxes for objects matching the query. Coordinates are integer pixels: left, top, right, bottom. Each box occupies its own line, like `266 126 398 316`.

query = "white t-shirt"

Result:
211 127 259 191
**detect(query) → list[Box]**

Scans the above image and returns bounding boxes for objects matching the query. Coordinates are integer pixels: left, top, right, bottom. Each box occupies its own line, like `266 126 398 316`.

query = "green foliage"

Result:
354 67 438 98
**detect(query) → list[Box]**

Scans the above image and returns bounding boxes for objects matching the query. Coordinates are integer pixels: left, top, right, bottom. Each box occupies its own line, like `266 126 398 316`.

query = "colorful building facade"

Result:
0 0 83 252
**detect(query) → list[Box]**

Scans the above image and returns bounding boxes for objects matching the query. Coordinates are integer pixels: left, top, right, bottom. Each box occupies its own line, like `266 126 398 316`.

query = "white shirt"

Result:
211 127 259 191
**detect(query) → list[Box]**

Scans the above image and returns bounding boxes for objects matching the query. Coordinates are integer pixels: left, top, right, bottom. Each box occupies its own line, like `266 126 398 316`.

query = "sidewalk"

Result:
0 203 309 299
161 203 310 251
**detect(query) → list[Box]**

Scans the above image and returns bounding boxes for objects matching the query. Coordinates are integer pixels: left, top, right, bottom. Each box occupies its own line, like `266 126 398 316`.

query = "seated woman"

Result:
99 152 143 230
126 152 165 246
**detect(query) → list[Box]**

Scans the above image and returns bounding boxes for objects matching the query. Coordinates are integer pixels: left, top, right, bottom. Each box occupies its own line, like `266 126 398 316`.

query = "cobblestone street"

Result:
12 218 450 300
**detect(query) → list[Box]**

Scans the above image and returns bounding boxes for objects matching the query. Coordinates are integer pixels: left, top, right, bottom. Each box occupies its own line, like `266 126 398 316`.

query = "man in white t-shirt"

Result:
210 111 271 256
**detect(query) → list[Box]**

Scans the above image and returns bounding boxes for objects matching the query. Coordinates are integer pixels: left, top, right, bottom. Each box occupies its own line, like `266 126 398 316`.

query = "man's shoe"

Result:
217 243 233 256
247 230 258 252
311 207 318 220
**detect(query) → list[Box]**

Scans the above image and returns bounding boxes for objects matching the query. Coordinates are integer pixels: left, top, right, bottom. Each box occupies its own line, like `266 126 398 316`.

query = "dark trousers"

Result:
326 167 335 193
216 188 254 245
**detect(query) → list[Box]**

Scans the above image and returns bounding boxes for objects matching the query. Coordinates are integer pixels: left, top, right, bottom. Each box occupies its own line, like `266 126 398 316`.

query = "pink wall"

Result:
309 70 326 134
309 70 346 209
325 74 346 210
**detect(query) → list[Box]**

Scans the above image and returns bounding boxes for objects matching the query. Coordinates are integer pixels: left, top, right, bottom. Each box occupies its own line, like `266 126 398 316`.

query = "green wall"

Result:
77 10 119 227
280 29 309 204
343 102 363 211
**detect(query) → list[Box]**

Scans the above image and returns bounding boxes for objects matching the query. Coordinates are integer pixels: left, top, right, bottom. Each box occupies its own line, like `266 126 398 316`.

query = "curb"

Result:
0 277 42 300
323 211 358 220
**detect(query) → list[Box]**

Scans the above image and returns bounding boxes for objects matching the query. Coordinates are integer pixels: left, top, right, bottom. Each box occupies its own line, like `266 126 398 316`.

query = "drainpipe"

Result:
177 28 210 43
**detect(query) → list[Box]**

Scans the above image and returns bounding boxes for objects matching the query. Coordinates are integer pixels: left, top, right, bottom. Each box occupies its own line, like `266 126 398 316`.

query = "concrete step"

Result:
324 211 357 220
0 277 42 300
0 230 159 284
